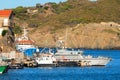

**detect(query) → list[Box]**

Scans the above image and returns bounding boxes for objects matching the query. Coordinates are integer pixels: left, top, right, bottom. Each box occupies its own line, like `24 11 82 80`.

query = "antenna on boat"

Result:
64 28 68 48
21 27 28 40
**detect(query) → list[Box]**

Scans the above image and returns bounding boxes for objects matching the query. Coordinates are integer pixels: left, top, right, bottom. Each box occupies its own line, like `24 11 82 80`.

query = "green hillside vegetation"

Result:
13 0 120 30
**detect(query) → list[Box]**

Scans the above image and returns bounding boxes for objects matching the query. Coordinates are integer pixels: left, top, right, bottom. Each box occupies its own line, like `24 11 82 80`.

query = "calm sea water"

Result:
0 50 120 80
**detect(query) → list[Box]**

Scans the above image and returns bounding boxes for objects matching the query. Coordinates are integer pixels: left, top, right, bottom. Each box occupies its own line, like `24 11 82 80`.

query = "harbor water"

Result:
0 49 120 80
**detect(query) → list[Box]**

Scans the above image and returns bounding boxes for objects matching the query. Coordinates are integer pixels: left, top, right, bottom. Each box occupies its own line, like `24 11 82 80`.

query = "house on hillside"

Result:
0 10 15 45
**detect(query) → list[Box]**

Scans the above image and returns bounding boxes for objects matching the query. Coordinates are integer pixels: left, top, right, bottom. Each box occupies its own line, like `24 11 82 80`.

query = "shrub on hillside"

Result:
28 23 38 28
13 26 22 34
51 2 72 14
2 30 8 37
44 6 49 10
13 6 27 14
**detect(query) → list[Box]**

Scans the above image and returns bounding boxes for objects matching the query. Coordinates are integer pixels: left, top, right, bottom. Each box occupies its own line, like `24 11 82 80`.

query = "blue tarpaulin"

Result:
23 48 57 57
23 48 36 57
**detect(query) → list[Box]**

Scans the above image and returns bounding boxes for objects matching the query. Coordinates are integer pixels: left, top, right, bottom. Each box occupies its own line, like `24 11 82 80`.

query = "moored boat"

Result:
35 54 57 67
0 59 8 74
79 56 111 66
55 49 111 66
0 66 8 74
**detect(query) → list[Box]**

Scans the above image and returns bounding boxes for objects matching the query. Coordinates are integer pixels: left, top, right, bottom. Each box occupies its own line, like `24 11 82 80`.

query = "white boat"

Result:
55 49 111 66
35 54 57 67
15 27 35 51
80 55 111 66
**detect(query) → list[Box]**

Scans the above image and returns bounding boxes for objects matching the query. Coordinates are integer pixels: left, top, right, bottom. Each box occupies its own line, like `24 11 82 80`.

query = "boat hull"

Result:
16 44 35 51
80 58 111 66
57 61 79 67
8 64 24 69
0 66 8 74
38 64 57 67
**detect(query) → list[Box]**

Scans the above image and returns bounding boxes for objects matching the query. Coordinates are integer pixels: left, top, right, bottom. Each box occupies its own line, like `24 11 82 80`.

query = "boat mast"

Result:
64 28 68 48
21 27 28 40
55 28 68 49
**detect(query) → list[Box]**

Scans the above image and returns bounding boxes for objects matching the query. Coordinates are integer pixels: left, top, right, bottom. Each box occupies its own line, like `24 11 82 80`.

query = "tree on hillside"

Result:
36 3 42 8
13 6 27 14
1 30 8 37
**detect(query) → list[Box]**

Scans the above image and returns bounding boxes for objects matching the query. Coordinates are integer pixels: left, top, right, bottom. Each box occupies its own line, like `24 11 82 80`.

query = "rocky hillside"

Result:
29 22 120 49
13 0 120 49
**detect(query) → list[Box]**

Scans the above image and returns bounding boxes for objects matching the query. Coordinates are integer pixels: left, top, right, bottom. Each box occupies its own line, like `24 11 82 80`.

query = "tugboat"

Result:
15 27 35 52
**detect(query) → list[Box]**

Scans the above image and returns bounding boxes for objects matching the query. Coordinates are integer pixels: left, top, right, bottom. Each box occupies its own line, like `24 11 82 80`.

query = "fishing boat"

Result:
15 27 35 51
35 53 57 67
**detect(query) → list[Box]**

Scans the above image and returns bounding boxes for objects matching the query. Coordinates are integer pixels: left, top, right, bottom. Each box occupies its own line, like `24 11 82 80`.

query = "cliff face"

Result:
29 22 120 49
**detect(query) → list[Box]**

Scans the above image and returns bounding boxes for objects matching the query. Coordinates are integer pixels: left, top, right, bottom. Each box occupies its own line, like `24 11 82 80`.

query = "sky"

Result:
0 0 67 10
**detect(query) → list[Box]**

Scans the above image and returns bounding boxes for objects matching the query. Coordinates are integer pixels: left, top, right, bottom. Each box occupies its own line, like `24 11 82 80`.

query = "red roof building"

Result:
0 10 12 17
0 10 14 27
0 10 14 38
